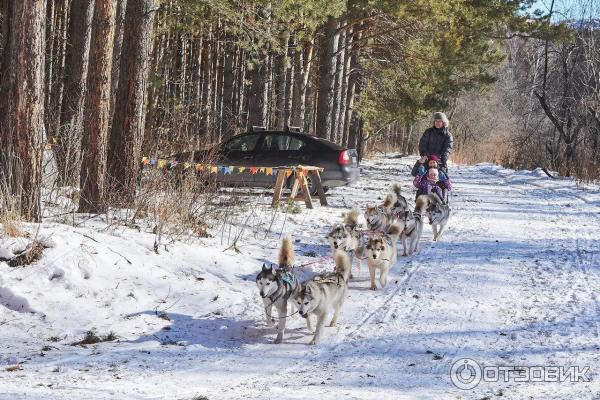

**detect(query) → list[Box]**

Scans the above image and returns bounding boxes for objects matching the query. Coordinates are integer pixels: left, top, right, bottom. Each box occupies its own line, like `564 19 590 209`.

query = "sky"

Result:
530 0 600 20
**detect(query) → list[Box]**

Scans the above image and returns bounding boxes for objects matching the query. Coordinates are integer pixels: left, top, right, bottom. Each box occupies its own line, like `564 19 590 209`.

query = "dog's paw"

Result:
274 337 283 344
309 339 318 345
370 285 377 291
329 321 337 327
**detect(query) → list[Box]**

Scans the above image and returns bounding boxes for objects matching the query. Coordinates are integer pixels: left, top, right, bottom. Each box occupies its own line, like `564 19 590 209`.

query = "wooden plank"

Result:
299 175 313 209
271 169 287 207
290 176 301 199
310 170 328 206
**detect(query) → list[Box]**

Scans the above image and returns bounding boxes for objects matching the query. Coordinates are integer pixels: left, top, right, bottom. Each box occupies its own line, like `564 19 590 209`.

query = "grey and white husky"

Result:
399 210 423 256
364 223 402 290
255 237 300 344
364 191 396 232
416 193 450 241
327 209 365 276
428 202 451 241
294 252 352 345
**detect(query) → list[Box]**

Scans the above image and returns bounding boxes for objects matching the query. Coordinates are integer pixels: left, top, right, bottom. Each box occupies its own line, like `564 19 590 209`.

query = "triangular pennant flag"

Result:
250 166 258 175
238 166 246 173
184 162 191 170
157 159 168 169
265 167 273 176
258 167 266 174
142 157 150 165
169 160 178 168
225 166 233 175
210 166 218 174
196 163 204 171
150 159 157 166
285 170 293 178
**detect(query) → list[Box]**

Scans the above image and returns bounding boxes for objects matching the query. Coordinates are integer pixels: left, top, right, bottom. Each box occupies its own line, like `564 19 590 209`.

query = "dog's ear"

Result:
262 263 271 272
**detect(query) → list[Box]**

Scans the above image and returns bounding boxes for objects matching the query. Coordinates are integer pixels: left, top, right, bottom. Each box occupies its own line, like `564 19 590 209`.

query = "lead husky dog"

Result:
327 208 365 276
365 223 402 290
416 193 450 241
255 237 299 344
399 210 423 256
294 252 351 345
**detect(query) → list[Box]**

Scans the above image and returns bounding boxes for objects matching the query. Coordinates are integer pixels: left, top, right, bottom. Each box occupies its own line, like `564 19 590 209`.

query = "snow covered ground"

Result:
1 155 600 400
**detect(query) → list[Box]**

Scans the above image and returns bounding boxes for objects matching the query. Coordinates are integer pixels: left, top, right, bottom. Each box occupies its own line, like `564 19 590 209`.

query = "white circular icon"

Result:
450 358 482 390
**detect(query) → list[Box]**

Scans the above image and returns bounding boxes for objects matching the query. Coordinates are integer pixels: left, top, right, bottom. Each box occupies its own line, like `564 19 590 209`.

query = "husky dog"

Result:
416 193 450 241
364 224 402 290
364 192 395 232
255 237 299 344
327 209 365 276
389 183 409 222
428 202 451 241
399 210 423 256
294 252 351 345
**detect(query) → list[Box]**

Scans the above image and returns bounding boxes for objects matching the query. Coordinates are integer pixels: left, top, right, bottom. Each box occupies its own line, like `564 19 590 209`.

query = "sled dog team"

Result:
256 183 451 345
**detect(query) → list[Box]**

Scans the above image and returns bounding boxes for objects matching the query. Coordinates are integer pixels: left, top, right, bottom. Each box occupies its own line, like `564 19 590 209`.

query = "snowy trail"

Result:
1 156 600 399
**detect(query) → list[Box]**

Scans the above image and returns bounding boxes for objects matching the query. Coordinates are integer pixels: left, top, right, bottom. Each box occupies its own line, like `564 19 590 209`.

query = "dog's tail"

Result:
383 192 397 209
334 251 352 283
278 236 295 268
386 223 403 241
343 208 360 229
392 183 402 197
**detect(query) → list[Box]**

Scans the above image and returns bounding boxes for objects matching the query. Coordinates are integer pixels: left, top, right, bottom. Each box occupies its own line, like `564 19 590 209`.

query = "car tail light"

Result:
338 150 351 165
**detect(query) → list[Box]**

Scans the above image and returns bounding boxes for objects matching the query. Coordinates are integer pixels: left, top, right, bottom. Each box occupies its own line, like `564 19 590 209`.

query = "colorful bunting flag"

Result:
266 167 273 176
238 166 246 173
210 166 218 174
250 166 258 175
157 159 167 169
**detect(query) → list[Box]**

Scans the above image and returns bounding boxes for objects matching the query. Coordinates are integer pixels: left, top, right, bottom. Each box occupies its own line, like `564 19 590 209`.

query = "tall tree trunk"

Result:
337 27 352 144
290 43 303 128
272 32 289 130
220 36 235 139
0 0 46 221
57 0 94 186
78 0 117 213
247 55 267 128
331 27 346 143
344 26 362 148
109 0 127 128
107 0 154 205
315 16 339 139
45 0 67 146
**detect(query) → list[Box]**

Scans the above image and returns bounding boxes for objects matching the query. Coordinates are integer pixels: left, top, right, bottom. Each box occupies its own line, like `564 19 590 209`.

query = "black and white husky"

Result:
294 252 351 345
399 210 423 256
255 237 300 344
389 183 410 222
416 193 451 241
326 209 365 276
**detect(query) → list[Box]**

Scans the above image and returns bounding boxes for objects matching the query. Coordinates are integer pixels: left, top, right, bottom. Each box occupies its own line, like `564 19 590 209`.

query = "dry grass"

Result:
0 211 26 238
